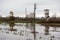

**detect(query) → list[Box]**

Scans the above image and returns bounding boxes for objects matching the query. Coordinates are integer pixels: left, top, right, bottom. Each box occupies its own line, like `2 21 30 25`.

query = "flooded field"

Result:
0 23 60 40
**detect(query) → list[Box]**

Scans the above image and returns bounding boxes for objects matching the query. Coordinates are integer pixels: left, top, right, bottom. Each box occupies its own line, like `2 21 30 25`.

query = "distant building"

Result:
9 11 14 21
44 9 49 19
9 11 14 17
26 12 34 18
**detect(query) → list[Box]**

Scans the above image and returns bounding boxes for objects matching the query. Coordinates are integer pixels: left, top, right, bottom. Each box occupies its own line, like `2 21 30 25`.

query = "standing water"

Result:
0 23 60 40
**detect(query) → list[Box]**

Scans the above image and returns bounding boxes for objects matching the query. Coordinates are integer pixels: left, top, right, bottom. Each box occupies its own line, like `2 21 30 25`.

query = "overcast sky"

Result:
0 0 60 17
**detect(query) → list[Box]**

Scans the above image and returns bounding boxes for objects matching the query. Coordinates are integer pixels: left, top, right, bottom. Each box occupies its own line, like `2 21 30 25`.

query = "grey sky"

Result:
0 0 60 17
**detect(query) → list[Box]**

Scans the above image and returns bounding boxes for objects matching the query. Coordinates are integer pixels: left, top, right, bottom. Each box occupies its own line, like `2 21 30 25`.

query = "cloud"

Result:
0 0 60 17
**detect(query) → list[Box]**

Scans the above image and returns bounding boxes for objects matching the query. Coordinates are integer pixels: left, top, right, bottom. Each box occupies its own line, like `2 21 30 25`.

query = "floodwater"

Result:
0 23 60 40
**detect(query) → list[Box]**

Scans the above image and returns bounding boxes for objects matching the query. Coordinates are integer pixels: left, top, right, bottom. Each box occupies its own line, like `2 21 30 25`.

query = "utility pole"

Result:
30 3 36 40
34 3 36 40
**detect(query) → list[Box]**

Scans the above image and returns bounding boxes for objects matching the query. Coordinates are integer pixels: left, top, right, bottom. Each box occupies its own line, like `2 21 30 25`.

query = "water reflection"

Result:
44 25 49 35
25 23 35 40
9 21 16 31
0 23 60 40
